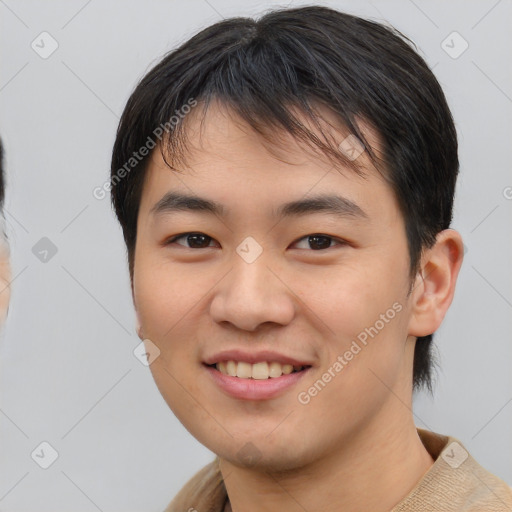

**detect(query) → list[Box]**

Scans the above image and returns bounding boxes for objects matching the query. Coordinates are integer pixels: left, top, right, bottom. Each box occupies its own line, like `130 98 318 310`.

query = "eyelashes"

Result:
165 232 347 251
166 232 217 249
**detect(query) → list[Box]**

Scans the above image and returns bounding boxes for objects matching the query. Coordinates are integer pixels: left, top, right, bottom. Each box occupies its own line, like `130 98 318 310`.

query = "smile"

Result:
204 361 312 400
211 360 309 379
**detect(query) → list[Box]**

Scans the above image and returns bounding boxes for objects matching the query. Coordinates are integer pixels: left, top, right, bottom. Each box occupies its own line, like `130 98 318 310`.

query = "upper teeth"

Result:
215 361 305 379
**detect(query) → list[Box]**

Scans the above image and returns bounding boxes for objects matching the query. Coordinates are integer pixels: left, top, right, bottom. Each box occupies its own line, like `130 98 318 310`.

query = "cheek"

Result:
299 258 409 386
134 261 205 416
133 257 213 403
297 257 401 338
134 256 201 341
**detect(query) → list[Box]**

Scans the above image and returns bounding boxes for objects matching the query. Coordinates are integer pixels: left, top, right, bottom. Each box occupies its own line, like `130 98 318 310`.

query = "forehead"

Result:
139 101 401 227
165 99 382 173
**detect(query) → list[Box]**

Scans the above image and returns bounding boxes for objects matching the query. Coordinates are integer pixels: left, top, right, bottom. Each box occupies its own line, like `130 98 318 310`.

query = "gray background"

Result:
0 0 511 511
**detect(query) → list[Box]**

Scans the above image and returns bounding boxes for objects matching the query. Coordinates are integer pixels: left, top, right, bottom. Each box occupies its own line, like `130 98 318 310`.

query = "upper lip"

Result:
203 349 313 367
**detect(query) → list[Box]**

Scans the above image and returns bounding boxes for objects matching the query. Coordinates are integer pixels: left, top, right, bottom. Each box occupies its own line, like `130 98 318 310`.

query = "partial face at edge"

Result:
132 101 419 471
0 222 10 324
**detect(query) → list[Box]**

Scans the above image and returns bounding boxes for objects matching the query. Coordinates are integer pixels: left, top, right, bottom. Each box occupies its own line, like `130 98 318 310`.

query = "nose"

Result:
209 249 296 332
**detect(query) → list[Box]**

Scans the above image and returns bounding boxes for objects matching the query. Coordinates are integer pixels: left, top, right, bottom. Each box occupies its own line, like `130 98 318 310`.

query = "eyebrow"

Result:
151 192 368 220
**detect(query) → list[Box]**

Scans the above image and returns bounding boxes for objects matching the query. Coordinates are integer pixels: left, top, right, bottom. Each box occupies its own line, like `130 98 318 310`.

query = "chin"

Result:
211 436 314 474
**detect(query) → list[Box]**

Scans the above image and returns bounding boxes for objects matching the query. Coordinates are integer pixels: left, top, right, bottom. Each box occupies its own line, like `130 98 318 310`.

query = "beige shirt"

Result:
165 429 512 511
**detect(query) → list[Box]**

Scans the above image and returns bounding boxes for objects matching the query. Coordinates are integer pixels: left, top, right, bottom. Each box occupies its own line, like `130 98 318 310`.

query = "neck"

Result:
220 402 433 512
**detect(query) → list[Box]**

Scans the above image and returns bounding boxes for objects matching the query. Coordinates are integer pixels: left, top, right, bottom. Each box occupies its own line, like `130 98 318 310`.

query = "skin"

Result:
0 234 10 323
133 101 464 512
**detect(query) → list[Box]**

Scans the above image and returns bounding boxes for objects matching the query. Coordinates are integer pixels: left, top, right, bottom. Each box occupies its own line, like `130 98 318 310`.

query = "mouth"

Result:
205 360 311 379
203 360 312 401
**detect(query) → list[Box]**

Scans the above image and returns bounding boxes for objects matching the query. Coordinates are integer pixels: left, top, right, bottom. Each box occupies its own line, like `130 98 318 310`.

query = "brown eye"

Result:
293 234 345 251
167 232 215 248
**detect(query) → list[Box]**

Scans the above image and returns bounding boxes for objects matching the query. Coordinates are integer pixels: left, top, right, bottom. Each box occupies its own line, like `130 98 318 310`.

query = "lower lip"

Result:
204 364 311 401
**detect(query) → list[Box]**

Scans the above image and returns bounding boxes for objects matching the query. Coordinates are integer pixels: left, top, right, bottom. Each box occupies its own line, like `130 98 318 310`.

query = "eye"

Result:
165 232 347 251
292 234 346 251
166 232 217 249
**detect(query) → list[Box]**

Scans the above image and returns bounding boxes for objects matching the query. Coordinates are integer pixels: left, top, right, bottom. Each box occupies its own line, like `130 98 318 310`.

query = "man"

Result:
0 138 10 323
110 6 512 511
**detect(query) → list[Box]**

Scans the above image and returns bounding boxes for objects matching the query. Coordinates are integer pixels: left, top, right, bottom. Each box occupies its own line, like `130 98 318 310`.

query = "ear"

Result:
408 229 464 337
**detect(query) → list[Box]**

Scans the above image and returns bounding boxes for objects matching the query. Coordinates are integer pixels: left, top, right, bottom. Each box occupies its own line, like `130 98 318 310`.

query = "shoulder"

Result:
393 429 512 511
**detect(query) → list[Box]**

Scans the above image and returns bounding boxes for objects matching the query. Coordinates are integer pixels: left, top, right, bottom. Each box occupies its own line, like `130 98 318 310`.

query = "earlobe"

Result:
408 229 464 337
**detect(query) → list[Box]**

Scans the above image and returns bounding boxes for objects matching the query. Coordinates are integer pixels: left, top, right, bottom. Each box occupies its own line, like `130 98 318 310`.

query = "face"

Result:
133 102 419 471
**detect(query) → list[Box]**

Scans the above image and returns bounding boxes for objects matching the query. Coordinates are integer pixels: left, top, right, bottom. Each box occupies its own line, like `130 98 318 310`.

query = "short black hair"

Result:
110 5 459 392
